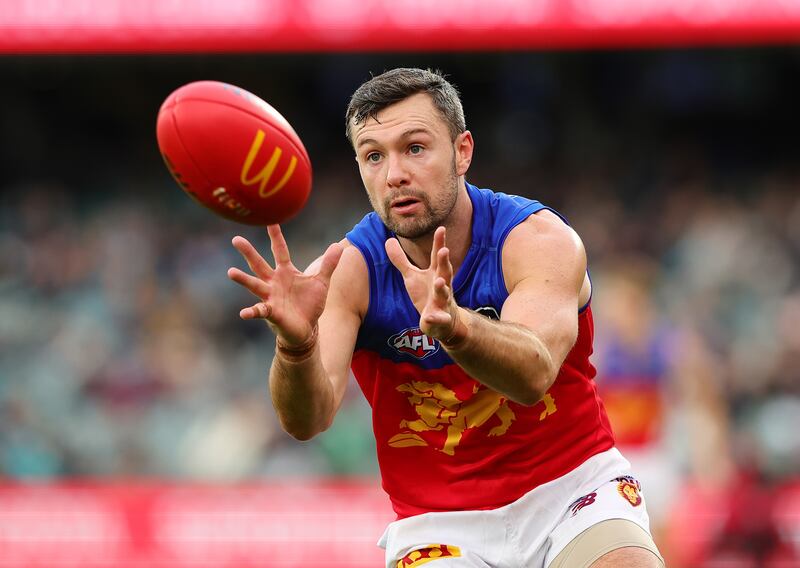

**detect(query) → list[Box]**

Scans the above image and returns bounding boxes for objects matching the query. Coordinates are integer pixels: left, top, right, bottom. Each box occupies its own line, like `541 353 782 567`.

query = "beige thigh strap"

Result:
548 519 665 568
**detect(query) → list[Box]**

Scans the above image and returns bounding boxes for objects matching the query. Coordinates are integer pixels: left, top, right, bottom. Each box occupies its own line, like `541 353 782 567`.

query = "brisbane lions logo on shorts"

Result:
388 327 440 359
615 476 643 507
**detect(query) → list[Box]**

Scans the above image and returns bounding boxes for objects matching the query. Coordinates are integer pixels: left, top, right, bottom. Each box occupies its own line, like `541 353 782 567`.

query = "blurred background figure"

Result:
1 1 799 566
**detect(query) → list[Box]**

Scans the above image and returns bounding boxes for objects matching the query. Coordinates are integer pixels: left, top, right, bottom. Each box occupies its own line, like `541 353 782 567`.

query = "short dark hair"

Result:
345 68 466 144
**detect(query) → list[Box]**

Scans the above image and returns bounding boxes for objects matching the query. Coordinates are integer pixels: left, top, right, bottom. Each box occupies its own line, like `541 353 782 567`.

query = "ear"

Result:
454 131 474 177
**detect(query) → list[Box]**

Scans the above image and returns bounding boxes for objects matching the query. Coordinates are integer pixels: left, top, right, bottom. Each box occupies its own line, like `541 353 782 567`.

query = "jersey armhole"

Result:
579 269 593 314
495 201 547 297
541 207 592 313
498 205 592 314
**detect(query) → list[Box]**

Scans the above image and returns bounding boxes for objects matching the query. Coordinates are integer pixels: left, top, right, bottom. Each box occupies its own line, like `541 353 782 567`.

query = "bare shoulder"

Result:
501 209 587 293
302 239 368 319
327 239 369 320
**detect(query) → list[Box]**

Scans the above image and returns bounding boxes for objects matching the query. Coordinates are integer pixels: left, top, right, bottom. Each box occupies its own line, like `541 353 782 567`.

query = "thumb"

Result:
316 242 344 285
385 238 412 276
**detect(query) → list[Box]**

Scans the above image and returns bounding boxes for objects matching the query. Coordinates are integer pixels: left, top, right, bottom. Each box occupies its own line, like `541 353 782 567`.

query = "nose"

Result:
386 153 410 188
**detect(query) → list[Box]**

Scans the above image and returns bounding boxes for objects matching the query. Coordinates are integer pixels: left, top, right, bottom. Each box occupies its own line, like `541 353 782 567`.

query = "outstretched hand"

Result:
385 226 461 341
227 224 343 347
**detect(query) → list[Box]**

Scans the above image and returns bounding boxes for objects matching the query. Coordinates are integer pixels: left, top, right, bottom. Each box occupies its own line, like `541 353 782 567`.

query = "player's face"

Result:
353 93 463 239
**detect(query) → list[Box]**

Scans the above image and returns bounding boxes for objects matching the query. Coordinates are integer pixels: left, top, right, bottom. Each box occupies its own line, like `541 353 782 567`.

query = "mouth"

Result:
390 196 422 214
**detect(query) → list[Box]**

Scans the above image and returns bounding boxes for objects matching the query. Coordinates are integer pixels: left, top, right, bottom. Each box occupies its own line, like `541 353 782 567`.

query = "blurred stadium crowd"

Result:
1 51 798 565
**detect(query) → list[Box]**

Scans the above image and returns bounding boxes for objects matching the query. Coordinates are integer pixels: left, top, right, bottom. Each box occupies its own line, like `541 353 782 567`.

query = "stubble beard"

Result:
374 160 460 240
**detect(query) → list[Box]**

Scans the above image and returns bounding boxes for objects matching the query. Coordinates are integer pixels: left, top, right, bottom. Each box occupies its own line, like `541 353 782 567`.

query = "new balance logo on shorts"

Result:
569 491 597 517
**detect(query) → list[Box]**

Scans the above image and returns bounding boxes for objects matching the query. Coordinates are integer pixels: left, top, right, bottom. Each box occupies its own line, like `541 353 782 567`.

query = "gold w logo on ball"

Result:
240 129 297 198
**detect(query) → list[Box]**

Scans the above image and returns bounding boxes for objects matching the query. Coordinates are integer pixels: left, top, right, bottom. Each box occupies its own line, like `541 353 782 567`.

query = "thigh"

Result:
548 520 663 568
544 475 664 568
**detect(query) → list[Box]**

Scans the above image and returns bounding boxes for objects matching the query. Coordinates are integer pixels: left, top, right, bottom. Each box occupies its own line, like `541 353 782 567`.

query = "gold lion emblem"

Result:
388 380 562 456
617 480 642 507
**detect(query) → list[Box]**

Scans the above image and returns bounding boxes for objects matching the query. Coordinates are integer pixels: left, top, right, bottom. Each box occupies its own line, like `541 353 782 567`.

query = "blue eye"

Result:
409 144 423 155
366 152 381 163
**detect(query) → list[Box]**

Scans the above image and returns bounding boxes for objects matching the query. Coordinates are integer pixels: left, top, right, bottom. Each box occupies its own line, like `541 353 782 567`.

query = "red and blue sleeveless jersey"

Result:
345 183 615 519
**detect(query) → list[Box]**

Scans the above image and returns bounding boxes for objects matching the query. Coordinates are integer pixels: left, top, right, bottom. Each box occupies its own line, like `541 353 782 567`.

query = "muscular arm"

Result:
269 245 367 440
448 211 586 405
268 245 366 439
443 319 561 407
228 226 367 441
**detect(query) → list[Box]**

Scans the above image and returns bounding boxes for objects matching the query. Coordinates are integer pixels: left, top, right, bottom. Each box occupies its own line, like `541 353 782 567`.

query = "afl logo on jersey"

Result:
388 327 440 359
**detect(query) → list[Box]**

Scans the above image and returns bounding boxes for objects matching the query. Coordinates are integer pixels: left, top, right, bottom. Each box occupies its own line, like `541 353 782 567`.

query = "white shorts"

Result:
379 448 653 568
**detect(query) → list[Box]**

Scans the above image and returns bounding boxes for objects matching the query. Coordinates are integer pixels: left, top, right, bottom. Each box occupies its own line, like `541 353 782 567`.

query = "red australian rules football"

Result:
156 81 312 226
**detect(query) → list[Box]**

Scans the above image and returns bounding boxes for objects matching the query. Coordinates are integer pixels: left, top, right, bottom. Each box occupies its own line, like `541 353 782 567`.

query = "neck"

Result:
397 179 473 271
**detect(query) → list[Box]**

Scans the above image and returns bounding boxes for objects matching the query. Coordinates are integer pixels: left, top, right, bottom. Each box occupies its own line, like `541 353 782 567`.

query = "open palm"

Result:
228 225 343 346
385 226 459 340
